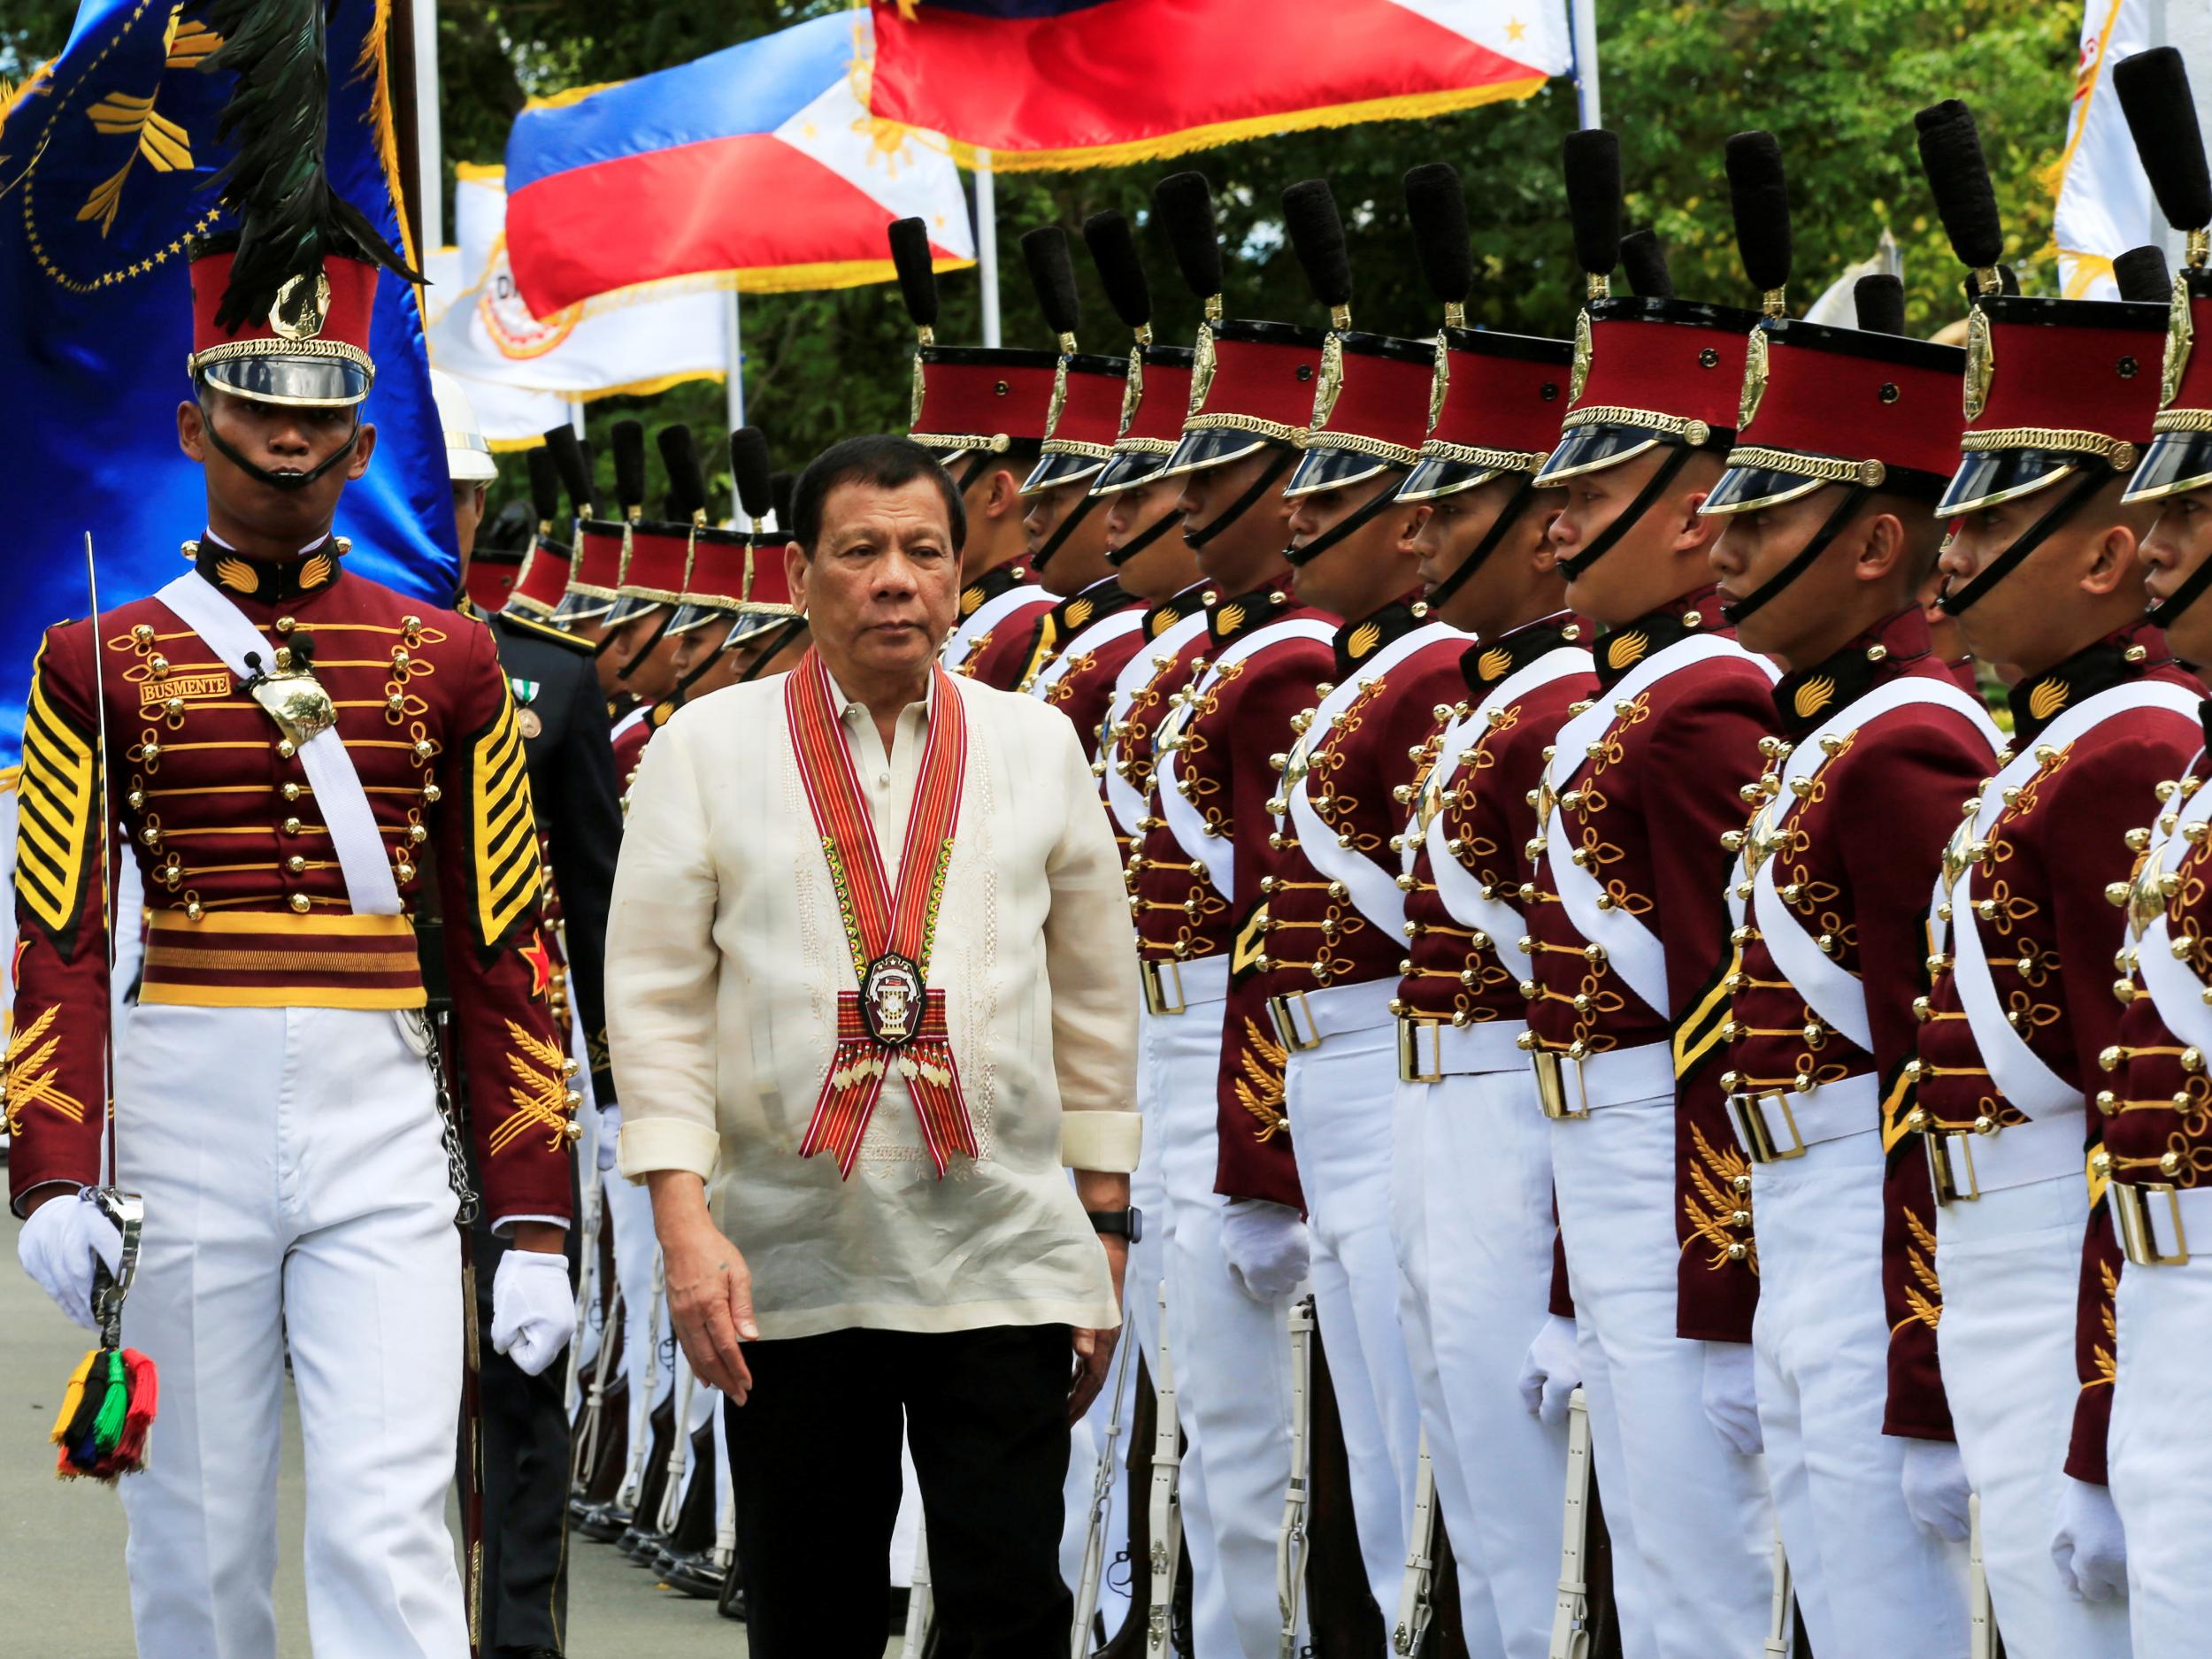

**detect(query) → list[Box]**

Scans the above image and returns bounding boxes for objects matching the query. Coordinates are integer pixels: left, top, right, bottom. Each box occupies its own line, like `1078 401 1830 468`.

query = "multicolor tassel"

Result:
50 1345 157 1481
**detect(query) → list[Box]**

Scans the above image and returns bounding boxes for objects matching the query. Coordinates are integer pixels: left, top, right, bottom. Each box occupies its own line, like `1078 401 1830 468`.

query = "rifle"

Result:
1392 1432 1440 1655
1071 1317 1140 1655
1144 1282 1187 1659
1276 1294 1317 1659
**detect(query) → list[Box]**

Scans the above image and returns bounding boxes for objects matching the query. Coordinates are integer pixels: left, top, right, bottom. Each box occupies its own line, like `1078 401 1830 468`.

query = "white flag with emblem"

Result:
2051 0 2161 302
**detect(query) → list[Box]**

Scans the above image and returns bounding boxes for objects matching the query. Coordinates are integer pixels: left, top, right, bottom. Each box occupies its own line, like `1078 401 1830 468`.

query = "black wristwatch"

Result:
1087 1206 1142 1244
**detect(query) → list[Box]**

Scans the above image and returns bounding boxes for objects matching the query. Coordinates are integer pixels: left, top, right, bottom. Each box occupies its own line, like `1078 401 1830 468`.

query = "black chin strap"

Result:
617 609 676 681
2150 534 2212 631
1423 476 1541 611
1106 504 1179 568
737 618 809 683
1719 485 1873 626
1182 450 1297 551
197 396 362 492
1032 490 1102 573
1555 444 1697 583
1282 480 1407 570
1939 468 2111 617
589 626 621 658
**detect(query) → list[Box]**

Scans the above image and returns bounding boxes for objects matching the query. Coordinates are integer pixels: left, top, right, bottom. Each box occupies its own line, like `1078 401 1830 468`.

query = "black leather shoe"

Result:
664 1548 730 1599
576 1501 633 1543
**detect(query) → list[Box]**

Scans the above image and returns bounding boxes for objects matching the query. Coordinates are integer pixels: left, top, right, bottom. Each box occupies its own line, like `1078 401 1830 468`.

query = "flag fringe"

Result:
941 77 1549 173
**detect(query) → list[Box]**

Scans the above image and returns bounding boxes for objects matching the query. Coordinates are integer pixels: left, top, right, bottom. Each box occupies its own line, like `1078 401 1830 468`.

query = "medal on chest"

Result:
787 652 978 1178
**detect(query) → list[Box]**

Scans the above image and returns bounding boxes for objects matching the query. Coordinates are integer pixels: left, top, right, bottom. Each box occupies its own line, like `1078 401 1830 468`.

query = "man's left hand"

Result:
1070 1234 1129 1423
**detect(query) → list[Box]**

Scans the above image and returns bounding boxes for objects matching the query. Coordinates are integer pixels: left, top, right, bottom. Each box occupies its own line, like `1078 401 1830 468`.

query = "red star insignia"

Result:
518 930 554 1002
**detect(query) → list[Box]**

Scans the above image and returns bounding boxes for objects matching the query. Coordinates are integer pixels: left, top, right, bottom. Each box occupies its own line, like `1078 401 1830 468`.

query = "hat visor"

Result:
447 445 497 483
1532 423 1666 487
1087 447 1172 496
606 595 672 628
668 603 732 635
1158 427 1277 481
201 354 371 409
2124 431 2212 505
1396 454 1509 504
1701 460 1834 517
1935 449 2082 518
1283 444 1398 500
1020 450 1109 496
553 591 615 624
725 610 803 649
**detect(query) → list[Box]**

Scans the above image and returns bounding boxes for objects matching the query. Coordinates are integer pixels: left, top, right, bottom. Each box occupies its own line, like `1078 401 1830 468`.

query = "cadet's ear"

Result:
347 422 377 480
1854 511 1907 585
2079 520 2139 596
179 400 206 462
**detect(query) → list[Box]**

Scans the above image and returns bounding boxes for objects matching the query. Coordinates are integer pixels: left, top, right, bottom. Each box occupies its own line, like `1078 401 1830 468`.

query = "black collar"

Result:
1207 584 1294 647
1144 582 1214 641
192 534 346 603
1459 611 1584 696
2008 623 2171 744
1334 596 1432 680
1590 587 1727 689
1049 578 1143 640
1770 607 1932 736
956 561 1032 620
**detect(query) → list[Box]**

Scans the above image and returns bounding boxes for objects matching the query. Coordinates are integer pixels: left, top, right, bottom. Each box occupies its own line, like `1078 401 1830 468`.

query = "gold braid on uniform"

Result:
1232 1017 1290 1141
465 684 542 948
15 648 97 953
3 1005 88 1136
1902 1210 1942 1330
1684 1122 1756 1271
490 1019 579 1156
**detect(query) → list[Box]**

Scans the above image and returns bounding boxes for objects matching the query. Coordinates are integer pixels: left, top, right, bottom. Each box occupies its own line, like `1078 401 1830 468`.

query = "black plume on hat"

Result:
2114 47 2212 235
1619 227 1672 300
1083 211 1152 331
611 420 648 514
526 446 562 524
1915 101 2004 273
544 425 592 517
657 426 705 521
1563 127 1623 280
770 471 795 534
195 0 419 331
1282 180 1352 313
1724 131 1792 301
2115 243 2174 303
1153 172 1224 302
1020 227 1082 340
1854 274 1907 335
887 217 940 330
1403 163 1473 310
731 428 773 524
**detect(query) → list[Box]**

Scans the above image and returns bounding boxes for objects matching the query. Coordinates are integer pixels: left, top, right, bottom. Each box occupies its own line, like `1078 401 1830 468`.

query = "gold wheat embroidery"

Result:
1232 1017 1290 1141
2 1004 87 1135
489 1019 574 1156
1683 1122 1757 1273
1904 1210 1943 1329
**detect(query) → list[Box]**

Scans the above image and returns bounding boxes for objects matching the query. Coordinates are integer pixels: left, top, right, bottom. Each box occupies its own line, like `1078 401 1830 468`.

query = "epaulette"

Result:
494 609 594 656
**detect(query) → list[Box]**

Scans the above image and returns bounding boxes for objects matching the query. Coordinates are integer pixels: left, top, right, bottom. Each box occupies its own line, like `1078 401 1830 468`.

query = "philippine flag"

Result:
870 0 1571 169
504 11 976 317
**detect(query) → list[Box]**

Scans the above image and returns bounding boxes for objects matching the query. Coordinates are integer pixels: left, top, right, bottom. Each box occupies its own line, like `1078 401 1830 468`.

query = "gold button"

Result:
423 782 442 803
288 892 312 914
285 855 307 874
2162 1150 2184 1177
396 863 415 882
277 740 296 760
409 824 428 844
282 782 302 802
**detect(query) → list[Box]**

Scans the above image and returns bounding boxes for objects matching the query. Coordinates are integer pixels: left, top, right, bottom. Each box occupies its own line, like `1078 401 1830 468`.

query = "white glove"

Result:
491 1247 576 1377
1516 1314 1582 1426
596 1102 621 1174
1220 1198 1309 1302
1701 1340 1763 1455
2053 1475 2129 1603
1900 1438 1972 1542
18 1189 124 1332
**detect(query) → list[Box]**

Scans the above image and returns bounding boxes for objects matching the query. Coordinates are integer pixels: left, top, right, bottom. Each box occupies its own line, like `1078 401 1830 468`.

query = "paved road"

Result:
0 1206 901 1657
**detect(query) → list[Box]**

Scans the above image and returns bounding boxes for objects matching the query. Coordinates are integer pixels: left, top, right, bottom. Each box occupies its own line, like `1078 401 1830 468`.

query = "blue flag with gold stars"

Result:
0 0 457 760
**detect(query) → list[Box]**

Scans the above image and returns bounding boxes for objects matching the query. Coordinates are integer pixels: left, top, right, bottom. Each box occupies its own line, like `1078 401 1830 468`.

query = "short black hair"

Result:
791 434 966 557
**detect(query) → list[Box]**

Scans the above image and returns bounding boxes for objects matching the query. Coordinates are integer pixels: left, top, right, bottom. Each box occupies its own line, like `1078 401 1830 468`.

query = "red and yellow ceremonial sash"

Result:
786 649 979 1178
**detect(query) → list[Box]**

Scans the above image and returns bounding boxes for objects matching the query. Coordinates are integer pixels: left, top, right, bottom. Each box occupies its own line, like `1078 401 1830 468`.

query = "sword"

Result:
1391 1431 1440 1656
1762 1529 1796 1657
1143 1281 1185 1659
1969 1494 1997 1659
902 1509 937 1657
1276 1294 1316 1659
1071 1310 1140 1656
1548 1387 1597 1659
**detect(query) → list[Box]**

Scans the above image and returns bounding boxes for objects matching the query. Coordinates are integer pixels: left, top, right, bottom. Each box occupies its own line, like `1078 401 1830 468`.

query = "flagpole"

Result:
1571 0 1601 129
411 0 444 250
725 288 747 434
975 148 1002 348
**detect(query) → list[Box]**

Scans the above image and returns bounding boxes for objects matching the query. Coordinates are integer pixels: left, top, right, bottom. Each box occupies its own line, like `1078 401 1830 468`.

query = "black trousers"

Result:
725 1322 1075 1659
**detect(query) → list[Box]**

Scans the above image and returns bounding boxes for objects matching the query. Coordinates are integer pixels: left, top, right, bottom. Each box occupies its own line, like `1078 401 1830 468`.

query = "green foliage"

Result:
5 0 2082 529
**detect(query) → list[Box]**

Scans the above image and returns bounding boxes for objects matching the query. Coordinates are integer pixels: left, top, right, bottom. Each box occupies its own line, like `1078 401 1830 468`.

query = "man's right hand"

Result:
1220 1198 1309 1302
19 1187 124 1331
647 1171 757 1403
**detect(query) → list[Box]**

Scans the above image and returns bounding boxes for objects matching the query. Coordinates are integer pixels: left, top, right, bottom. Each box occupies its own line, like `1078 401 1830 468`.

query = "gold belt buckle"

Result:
1397 1018 1443 1085
1925 1128 1978 1205
1141 959 1187 1017
1268 990 1323 1053
2114 1179 2192 1267
1531 1049 1589 1120
1729 1091 1805 1164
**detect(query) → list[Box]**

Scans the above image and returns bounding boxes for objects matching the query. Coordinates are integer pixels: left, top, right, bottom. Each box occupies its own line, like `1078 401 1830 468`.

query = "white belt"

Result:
1139 955 1229 1015
1924 1104 2086 1205
1396 1015 1530 1082
1268 977 1394 1052
1726 1073 1880 1164
2113 1179 2212 1268
1529 1040 1674 1120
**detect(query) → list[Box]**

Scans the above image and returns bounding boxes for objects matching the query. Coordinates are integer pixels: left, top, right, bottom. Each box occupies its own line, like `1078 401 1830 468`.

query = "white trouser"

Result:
1748 1126 1970 1657
597 1165 668 1499
1390 1067 1568 1659
1157 994 1296 1659
116 1003 468 1659
1551 1088 1772 1659
1938 1174 2131 1659
2110 1253 2212 1653
1284 1019 1419 1618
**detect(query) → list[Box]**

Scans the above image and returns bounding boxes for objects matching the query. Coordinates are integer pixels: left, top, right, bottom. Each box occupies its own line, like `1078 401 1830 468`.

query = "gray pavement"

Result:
1 1205 898 1657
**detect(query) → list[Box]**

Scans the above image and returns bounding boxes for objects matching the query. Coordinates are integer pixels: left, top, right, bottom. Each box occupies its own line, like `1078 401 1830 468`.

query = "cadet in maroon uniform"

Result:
1518 129 1778 1656
1697 134 1997 1659
1133 168 1336 1656
1382 160 1586 1659
9 183 575 1653
2101 48 2212 1655
1905 98 2197 1659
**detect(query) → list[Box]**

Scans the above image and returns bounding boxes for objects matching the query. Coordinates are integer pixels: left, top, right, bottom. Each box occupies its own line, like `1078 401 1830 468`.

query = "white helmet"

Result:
429 367 498 483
